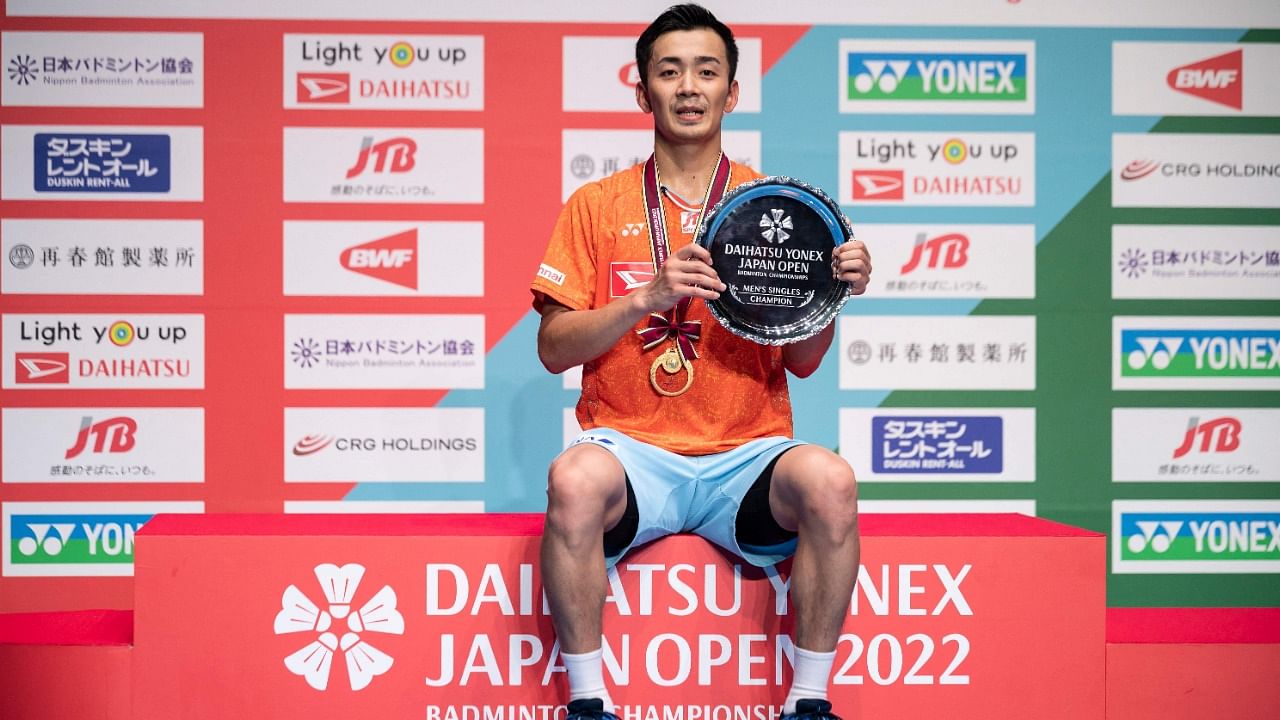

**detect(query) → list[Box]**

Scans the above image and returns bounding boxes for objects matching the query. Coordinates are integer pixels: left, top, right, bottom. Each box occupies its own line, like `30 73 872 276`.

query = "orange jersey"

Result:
532 161 793 455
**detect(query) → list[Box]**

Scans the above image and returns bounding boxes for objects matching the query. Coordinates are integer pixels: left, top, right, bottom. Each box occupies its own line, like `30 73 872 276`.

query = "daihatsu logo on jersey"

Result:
1168 50 1242 110
340 229 417 290
611 262 654 297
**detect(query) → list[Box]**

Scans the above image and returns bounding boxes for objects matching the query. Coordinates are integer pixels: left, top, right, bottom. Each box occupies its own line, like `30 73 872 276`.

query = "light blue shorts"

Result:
565 428 805 569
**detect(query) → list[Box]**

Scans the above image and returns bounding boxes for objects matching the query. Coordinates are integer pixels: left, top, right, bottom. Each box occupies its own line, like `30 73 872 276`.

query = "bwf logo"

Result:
339 229 418 290
1167 50 1242 110
274 563 405 691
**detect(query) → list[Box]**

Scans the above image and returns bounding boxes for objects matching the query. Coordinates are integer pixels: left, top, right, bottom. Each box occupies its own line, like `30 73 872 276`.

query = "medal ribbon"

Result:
636 151 732 364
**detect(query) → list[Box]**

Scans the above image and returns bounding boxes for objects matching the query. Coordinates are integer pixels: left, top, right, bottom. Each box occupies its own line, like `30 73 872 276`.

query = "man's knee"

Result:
776 449 858 534
546 445 625 522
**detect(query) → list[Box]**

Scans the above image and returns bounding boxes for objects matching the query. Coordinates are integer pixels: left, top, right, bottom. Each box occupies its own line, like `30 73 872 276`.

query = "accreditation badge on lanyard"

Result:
635 152 731 397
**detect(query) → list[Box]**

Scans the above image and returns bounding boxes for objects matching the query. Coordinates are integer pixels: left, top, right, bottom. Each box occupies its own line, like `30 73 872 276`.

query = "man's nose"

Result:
676 70 697 94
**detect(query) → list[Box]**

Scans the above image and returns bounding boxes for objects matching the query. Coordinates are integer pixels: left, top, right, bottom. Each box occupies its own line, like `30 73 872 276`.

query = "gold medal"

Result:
649 346 694 397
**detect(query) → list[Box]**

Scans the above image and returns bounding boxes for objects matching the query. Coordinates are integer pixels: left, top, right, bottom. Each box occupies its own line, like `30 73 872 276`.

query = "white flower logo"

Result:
273 563 405 691
759 208 793 244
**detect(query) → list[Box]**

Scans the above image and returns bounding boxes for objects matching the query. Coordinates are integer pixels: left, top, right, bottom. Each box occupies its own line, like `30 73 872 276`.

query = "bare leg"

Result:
768 446 860 652
540 443 629 653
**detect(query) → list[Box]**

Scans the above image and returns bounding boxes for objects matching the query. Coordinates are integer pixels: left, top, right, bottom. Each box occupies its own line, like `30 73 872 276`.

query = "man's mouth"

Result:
675 106 705 121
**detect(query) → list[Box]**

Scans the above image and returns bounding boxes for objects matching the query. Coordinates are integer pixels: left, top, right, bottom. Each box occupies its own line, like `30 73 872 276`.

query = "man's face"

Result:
636 28 739 147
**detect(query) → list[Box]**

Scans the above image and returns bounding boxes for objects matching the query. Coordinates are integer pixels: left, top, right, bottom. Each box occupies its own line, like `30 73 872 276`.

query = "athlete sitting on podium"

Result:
530 5 872 719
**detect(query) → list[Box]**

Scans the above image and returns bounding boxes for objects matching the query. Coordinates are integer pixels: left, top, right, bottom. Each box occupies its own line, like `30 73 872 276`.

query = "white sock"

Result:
783 646 836 714
561 648 614 712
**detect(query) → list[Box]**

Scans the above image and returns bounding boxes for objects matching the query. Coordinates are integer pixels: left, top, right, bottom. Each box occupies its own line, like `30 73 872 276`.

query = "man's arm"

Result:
782 238 872 378
537 243 726 374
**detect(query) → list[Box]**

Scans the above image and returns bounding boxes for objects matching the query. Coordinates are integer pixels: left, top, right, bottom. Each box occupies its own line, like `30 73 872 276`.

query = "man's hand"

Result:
832 239 872 295
631 243 727 314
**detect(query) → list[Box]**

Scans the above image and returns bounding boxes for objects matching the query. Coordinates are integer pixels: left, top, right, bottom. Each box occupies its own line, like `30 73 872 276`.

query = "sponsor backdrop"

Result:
0 1 1276 616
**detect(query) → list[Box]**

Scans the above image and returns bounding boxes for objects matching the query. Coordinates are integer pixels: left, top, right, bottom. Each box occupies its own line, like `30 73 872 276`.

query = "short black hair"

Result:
635 3 738 84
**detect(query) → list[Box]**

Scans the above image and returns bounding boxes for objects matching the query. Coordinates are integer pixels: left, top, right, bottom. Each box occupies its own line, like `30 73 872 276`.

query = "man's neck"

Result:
653 136 724 201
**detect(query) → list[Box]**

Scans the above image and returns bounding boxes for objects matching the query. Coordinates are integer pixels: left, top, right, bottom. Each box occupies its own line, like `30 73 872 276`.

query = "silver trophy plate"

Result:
695 176 853 345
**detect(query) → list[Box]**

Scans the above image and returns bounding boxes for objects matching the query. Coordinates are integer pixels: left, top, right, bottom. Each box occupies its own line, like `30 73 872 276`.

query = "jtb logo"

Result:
339 229 418 290
1172 416 1241 459
1167 50 1242 110
900 232 969 274
345 137 416 178
65 416 138 459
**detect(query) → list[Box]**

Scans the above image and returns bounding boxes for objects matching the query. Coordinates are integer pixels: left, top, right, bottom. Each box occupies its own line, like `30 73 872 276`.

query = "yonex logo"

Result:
274 563 405 692
1126 520 1183 554
17 523 75 557
1126 336 1184 370
1122 330 1280 375
619 223 645 237
845 52 1028 102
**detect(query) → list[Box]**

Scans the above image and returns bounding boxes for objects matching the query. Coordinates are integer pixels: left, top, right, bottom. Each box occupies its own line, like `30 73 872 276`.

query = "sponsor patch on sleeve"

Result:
538 263 566 286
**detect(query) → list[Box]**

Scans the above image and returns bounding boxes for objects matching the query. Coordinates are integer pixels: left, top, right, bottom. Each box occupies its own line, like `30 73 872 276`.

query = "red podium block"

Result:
132 513 1103 720
0 609 133 720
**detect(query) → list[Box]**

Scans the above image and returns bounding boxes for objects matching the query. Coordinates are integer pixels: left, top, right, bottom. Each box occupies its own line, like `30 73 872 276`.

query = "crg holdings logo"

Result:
274 563 405 691
1167 50 1242 110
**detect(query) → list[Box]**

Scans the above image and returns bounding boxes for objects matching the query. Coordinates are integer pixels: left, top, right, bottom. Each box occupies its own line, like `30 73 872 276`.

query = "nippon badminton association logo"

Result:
273 563 405 691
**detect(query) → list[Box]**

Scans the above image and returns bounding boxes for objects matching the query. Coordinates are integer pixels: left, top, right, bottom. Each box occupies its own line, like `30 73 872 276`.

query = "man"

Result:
530 5 871 720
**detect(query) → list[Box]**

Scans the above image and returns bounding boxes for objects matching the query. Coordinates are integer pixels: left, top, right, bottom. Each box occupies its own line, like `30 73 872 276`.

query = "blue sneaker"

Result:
566 699 620 720
779 699 842 720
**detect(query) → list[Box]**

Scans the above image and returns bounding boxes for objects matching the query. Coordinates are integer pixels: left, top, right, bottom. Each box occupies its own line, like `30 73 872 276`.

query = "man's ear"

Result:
723 79 739 114
636 81 653 114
